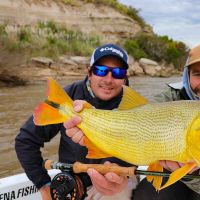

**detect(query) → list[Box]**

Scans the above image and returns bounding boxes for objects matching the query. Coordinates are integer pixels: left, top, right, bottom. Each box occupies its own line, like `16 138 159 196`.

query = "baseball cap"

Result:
90 43 129 69
186 44 200 67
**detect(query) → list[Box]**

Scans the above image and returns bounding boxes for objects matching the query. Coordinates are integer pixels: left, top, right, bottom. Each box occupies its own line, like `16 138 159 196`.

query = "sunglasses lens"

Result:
112 68 127 79
92 66 108 77
92 65 127 79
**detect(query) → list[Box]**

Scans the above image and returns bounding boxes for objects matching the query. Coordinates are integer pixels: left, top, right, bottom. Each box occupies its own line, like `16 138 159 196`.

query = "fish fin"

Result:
187 115 200 164
33 102 66 125
147 162 163 191
47 77 73 106
83 102 93 109
47 78 93 109
118 86 148 110
160 162 197 190
84 137 112 159
33 78 73 126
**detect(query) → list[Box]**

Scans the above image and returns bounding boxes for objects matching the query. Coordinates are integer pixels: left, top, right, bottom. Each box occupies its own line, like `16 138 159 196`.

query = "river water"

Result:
0 75 181 178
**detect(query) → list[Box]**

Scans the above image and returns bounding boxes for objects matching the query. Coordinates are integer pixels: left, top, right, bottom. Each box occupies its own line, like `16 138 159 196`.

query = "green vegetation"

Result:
0 21 100 60
124 40 147 60
0 24 6 35
123 34 189 69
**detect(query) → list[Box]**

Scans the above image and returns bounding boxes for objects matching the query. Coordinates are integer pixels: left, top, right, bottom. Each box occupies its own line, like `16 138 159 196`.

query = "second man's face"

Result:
88 56 126 101
189 62 200 97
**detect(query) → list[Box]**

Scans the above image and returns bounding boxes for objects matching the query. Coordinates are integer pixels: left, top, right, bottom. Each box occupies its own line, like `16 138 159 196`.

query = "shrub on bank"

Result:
0 21 100 60
124 40 147 60
123 35 188 70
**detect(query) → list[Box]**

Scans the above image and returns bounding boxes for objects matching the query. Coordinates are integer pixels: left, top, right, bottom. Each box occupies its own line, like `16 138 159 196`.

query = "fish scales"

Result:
78 101 200 165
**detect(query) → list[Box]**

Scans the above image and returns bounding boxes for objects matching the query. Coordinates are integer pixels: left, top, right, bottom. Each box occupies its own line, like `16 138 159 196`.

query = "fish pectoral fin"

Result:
147 162 163 191
160 162 197 190
84 137 112 159
83 102 93 109
118 86 148 110
33 102 66 125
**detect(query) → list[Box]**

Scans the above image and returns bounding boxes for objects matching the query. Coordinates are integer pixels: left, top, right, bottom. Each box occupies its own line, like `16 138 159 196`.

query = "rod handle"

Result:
44 159 53 170
73 162 136 177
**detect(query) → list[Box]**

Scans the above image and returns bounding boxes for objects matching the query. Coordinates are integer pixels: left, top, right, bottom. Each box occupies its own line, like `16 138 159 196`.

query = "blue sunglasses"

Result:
92 65 127 79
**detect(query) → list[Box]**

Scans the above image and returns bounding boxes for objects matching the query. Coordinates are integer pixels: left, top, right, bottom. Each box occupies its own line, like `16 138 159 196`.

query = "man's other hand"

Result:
64 100 85 146
159 160 199 174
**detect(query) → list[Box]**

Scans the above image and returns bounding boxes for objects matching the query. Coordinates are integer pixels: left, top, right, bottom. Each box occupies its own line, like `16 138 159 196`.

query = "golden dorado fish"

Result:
33 78 200 190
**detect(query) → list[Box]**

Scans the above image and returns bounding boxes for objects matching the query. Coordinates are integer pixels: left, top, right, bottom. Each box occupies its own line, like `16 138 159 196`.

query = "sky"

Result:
119 0 200 48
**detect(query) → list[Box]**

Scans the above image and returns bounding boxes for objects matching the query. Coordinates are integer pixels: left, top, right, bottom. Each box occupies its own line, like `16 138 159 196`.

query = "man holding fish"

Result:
15 44 137 199
66 45 200 199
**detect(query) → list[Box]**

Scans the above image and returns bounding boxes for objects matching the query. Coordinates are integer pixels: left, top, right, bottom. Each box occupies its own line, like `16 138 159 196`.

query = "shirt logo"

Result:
100 47 124 58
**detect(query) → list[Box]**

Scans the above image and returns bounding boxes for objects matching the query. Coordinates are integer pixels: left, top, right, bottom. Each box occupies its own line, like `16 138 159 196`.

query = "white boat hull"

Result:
0 170 60 200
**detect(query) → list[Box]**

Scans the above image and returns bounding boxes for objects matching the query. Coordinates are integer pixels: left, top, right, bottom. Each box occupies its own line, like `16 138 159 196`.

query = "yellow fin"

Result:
47 77 73 106
118 85 148 110
146 162 163 191
84 137 112 159
33 102 66 125
83 102 93 109
160 162 197 190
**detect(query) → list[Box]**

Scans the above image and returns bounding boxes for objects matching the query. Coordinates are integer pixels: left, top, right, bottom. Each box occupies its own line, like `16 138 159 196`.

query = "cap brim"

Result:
186 59 200 67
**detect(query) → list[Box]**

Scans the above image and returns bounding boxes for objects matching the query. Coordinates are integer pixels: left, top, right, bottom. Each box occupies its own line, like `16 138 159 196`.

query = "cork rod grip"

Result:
73 162 136 177
44 159 53 170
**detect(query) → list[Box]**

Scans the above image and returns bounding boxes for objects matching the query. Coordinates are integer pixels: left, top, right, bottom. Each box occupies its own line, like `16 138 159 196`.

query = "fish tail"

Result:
33 78 73 125
188 114 200 164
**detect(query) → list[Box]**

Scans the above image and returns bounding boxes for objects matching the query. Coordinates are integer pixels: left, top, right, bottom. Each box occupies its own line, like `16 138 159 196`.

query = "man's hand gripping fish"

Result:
33 78 200 191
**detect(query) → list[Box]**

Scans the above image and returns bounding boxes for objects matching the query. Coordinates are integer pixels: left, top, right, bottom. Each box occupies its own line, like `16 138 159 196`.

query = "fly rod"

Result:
44 159 200 179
